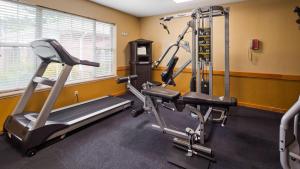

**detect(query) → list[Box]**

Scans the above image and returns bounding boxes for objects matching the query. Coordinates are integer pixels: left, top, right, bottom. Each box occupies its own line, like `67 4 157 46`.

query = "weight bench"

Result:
142 86 237 160
182 92 237 108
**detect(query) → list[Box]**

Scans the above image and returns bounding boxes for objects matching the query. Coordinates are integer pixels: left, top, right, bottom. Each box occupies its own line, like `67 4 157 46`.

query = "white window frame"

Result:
0 0 117 96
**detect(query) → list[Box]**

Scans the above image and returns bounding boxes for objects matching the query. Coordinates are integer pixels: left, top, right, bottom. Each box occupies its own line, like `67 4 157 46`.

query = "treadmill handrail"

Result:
80 60 100 67
31 39 100 67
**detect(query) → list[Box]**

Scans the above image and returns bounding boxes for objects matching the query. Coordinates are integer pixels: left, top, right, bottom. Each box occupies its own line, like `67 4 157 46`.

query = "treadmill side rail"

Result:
48 99 132 140
67 100 132 125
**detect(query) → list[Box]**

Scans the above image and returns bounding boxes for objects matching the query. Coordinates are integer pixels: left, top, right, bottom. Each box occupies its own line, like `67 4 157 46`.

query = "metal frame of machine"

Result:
155 6 230 98
117 6 236 165
280 96 300 169
153 6 231 125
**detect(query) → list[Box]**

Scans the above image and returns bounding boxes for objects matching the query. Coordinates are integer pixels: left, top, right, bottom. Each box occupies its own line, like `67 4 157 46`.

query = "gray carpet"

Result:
0 93 283 169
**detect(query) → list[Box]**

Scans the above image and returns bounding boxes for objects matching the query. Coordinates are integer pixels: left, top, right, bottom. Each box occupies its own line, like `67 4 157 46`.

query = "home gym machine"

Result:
3 39 132 156
156 5 231 126
279 96 300 169
118 6 236 169
157 5 230 98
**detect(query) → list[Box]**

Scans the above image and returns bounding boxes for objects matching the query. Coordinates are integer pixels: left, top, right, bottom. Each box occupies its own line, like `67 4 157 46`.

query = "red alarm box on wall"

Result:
251 39 260 50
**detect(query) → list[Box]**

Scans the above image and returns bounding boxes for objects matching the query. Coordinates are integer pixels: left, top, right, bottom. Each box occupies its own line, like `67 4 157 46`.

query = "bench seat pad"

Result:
182 92 237 107
142 87 180 100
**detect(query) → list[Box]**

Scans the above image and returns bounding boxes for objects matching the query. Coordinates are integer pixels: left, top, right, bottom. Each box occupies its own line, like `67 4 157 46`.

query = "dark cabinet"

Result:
129 39 153 91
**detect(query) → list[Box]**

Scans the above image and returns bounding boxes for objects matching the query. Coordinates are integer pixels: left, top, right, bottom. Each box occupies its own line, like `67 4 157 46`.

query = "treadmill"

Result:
3 39 132 156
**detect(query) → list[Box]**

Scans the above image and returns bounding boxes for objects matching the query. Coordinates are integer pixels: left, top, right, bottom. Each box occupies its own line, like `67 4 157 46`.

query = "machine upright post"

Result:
32 65 73 129
195 15 201 93
209 6 214 96
12 62 49 115
197 59 201 93
191 19 197 92
224 9 230 97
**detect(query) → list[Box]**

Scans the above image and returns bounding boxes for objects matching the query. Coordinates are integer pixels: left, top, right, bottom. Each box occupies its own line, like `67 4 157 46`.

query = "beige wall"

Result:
140 0 300 75
20 0 140 67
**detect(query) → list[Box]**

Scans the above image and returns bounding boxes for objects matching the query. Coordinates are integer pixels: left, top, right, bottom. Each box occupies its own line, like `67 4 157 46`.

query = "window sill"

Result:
0 75 118 99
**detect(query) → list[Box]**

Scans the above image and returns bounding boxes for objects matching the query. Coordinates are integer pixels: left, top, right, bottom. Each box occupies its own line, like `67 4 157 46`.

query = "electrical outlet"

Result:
74 91 79 96
121 32 128 36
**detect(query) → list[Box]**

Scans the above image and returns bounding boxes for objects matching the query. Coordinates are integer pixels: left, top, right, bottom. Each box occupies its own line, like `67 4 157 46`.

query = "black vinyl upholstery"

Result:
182 92 237 107
142 87 237 108
117 75 138 84
142 87 180 100
161 56 178 86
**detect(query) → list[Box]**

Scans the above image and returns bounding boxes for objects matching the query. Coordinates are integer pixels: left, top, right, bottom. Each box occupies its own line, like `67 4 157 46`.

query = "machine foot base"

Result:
167 146 211 169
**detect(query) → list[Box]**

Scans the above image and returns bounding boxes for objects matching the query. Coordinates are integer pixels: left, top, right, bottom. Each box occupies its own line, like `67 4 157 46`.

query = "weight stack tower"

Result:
198 26 212 95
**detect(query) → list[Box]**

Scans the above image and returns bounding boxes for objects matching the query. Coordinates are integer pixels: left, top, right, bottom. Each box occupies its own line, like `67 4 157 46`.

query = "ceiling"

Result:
91 0 245 17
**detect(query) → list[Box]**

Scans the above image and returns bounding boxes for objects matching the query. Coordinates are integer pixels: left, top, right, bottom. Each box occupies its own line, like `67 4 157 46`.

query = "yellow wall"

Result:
141 0 300 112
0 0 139 131
152 68 300 112
141 0 300 74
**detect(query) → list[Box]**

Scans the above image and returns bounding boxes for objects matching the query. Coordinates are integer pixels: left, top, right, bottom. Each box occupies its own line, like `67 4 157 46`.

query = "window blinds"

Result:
0 0 116 92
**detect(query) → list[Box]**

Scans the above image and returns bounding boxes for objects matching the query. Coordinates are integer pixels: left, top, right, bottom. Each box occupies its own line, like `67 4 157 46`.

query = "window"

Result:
0 0 116 93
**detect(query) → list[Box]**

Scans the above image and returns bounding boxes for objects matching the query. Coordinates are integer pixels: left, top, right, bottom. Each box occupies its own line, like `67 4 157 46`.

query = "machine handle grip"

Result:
160 23 170 34
152 61 159 69
116 75 138 84
80 60 100 67
160 16 174 21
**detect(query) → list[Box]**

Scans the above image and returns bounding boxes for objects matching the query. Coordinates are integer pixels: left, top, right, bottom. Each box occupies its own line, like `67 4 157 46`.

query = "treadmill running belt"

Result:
31 96 129 123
